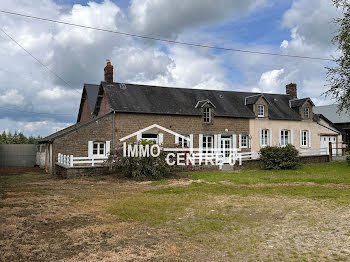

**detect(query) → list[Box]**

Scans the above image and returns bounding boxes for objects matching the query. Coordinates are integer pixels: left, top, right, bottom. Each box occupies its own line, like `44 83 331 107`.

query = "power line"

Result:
0 27 81 95
0 106 74 116
0 27 80 118
0 9 335 62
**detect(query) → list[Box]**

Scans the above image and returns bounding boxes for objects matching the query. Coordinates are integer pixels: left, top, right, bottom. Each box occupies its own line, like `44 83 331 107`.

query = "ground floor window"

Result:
240 135 248 148
260 129 269 146
178 135 190 147
142 134 158 143
301 130 309 147
93 142 105 156
280 130 290 146
203 135 213 153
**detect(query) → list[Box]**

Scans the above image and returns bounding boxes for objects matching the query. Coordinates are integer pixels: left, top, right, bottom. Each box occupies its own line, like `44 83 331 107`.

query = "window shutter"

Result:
214 134 218 152
137 133 142 141
238 134 242 149
232 134 237 149
105 141 111 156
278 129 281 146
259 129 262 146
248 135 252 149
189 134 193 151
269 129 272 146
175 135 179 145
199 134 203 153
308 129 311 147
88 141 93 157
291 129 294 145
217 134 221 151
158 133 164 145
300 130 302 146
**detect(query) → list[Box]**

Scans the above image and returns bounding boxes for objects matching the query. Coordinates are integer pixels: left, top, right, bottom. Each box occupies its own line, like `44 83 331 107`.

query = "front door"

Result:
220 138 231 163
320 136 337 155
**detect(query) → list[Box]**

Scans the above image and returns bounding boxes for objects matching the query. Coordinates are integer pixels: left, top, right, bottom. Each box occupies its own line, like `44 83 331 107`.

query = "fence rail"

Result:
57 153 108 167
298 147 328 156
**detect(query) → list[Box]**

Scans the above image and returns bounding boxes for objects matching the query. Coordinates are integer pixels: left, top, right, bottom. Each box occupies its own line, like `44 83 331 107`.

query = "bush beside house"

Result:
109 140 174 180
259 144 300 170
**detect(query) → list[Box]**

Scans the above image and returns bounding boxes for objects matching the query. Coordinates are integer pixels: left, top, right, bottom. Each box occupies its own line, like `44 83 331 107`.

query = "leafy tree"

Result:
0 131 41 144
326 0 350 111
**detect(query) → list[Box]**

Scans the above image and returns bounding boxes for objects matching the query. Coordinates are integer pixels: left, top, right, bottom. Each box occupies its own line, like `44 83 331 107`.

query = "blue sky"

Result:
0 0 341 137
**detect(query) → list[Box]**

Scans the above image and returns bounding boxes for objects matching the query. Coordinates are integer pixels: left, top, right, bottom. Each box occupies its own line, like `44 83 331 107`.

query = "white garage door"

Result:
320 136 337 156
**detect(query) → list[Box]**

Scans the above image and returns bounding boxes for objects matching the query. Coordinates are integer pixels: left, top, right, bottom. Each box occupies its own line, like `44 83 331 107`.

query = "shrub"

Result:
108 140 174 180
259 144 300 170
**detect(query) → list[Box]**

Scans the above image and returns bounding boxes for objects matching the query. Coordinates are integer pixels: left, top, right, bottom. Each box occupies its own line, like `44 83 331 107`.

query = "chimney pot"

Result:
104 60 113 84
286 83 297 99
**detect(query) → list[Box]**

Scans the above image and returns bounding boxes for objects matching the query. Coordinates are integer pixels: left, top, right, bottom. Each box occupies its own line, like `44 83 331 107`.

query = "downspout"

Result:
112 111 115 149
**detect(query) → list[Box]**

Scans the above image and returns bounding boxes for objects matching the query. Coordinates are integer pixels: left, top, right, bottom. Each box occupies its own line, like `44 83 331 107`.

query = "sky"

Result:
0 0 343 137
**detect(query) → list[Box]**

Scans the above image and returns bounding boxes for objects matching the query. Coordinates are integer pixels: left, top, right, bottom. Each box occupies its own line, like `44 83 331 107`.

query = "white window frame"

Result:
240 135 248 148
304 107 310 119
142 133 158 143
203 107 211 123
280 130 290 146
93 142 106 156
301 130 308 147
202 135 213 153
260 129 269 146
178 135 190 147
257 105 265 117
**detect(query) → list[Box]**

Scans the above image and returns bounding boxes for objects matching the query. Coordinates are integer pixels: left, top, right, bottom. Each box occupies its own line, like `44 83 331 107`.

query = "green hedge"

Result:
259 144 300 170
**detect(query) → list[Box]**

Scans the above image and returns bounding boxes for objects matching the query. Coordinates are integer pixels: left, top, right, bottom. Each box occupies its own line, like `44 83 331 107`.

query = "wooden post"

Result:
328 142 332 162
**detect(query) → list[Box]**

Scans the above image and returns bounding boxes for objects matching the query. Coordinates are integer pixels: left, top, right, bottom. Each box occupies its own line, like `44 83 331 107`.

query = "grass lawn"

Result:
1 163 350 261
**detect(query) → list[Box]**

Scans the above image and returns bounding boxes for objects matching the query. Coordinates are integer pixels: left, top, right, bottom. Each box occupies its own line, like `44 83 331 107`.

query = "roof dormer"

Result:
195 99 216 124
245 94 270 118
289 98 315 120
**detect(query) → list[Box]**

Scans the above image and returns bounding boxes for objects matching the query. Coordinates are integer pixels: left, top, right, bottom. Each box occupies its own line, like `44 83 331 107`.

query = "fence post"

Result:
328 142 333 162
70 155 73 167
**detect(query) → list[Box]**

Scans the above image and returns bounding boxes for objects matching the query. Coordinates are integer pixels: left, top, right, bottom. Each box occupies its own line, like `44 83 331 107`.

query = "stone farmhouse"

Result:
39 61 341 174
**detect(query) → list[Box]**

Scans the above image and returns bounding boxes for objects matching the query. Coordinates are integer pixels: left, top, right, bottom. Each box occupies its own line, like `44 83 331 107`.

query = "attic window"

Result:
119 83 126 89
203 107 211 123
304 107 310 119
257 105 265 117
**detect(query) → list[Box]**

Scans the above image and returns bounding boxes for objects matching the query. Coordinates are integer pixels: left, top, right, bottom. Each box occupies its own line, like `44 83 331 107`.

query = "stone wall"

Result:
55 163 109 178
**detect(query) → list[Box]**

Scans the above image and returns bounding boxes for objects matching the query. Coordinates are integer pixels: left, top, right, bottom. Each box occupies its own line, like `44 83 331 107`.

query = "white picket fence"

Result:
57 153 108 167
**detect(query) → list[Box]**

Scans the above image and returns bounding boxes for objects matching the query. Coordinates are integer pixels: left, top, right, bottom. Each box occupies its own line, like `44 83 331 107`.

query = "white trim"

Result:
214 134 218 150
308 129 311 148
259 129 263 146
269 128 272 146
278 128 281 146
291 129 294 145
120 124 190 143
232 134 237 149
257 105 265 117
88 141 93 158
239 134 242 149
158 133 164 144
175 135 179 145
199 134 203 153
105 141 111 156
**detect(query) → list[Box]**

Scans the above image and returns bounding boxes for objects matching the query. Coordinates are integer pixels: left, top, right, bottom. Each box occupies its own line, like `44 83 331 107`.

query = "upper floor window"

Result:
93 142 105 156
280 130 290 146
260 129 269 146
304 107 310 119
301 130 309 147
257 105 265 117
203 107 211 123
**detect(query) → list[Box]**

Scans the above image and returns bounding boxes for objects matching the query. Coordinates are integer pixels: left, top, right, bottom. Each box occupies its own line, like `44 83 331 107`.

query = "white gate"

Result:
320 136 337 156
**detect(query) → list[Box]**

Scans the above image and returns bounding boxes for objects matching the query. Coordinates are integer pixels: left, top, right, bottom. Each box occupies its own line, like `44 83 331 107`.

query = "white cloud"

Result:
280 40 289 49
130 0 267 38
0 90 24 106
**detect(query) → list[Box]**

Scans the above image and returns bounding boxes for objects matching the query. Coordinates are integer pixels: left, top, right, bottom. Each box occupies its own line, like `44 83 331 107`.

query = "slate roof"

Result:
289 98 314 108
39 113 112 143
84 84 100 110
314 104 350 123
100 82 303 121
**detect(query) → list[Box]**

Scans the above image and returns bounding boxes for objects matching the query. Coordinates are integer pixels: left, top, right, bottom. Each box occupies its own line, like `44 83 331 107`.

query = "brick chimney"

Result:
104 60 113 84
286 83 297 99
